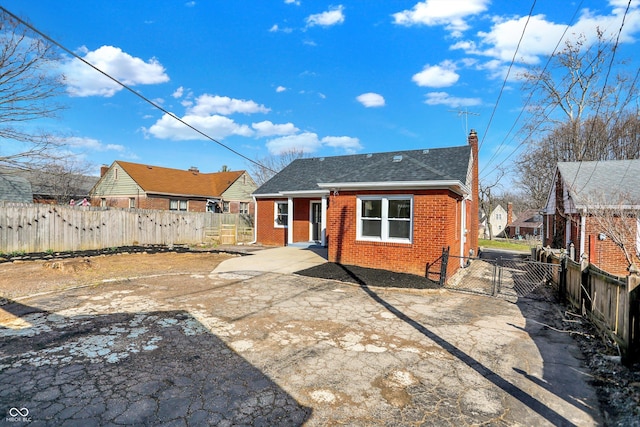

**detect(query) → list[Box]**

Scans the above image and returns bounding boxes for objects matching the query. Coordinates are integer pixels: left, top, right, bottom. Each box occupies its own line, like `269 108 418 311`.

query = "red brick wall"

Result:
91 195 209 212
256 198 287 246
584 215 639 276
327 189 462 276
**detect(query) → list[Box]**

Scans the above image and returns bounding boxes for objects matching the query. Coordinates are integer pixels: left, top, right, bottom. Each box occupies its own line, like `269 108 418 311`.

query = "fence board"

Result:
0 202 254 253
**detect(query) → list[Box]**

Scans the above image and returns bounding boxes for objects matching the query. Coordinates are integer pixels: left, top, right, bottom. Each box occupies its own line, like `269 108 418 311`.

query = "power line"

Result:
479 0 537 152
479 1 584 179
0 6 276 173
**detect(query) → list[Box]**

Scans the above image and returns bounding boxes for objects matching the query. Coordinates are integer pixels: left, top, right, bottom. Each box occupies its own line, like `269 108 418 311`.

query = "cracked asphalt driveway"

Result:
1 253 601 426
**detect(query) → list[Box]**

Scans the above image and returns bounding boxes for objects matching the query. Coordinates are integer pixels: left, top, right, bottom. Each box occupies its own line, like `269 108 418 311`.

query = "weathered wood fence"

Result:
536 247 640 365
0 202 254 253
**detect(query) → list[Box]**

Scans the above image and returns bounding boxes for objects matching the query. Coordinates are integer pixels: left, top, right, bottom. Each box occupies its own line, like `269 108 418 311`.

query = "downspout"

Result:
580 209 586 261
287 197 294 245
321 195 327 247
248 196 258 244
460 197 467 268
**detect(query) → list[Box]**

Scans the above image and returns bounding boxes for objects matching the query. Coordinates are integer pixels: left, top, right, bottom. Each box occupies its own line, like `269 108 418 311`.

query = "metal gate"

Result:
443 253 561 302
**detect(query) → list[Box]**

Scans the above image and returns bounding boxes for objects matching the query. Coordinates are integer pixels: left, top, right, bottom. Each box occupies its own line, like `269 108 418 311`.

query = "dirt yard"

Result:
0 251 234 301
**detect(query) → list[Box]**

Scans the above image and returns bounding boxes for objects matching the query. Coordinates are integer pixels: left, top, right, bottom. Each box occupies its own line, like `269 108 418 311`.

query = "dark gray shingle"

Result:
254 145 471 195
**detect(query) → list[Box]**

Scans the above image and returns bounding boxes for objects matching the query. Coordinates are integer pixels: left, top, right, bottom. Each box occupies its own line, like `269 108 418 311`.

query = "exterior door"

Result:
311 202 322 241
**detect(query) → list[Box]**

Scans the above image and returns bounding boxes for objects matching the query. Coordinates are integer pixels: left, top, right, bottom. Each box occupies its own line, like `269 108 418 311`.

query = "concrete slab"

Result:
214 245 328 275
0 258 601 426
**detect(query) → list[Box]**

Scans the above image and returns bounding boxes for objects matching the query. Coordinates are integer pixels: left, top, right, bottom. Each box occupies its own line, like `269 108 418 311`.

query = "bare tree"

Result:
515 30 639 204
584 190 640 271
479 169 504 239
249 148 308 186
0 9 66 170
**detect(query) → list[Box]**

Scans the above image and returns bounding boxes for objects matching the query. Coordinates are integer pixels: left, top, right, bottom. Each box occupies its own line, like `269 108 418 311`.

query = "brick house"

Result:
252 130 480 276
90 161 257 214
505 209 542 240
543 160 640 276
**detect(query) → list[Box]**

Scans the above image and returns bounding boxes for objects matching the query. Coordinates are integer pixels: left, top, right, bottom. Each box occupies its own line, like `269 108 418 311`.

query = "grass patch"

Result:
479 238 533 252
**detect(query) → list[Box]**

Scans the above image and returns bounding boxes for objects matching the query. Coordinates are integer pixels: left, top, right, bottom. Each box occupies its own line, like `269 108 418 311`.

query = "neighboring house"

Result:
0 173 33 203
252 130 480 277
486 204 508 238
0 167 97 204
505 209 542 239
543 159 640 276
90 161 257 214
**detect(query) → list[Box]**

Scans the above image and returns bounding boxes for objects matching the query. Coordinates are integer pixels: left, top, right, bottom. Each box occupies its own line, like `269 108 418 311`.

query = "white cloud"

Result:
356 92 385 107
267 132 322 154
285 0 300 4
412 60 459 88
269 24 293 33
322 136 362 153
66 136 125 152
148 113 253 141
276 86 287 92
392 0 489 35
252 121 299 137
306 5 345 27
187 94 270 116
453 4 640 67
266 132 362 155
185 1 196 7
423 92 482 108
62 45 169 97
172 86 184 98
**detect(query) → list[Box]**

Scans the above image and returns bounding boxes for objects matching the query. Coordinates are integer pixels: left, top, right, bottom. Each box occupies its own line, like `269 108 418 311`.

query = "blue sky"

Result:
4 0 640 190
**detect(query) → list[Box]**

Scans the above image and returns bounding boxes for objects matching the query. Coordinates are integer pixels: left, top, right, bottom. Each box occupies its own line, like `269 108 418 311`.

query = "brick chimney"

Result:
468 129 479 254
100 164 109 177
507 202 513 225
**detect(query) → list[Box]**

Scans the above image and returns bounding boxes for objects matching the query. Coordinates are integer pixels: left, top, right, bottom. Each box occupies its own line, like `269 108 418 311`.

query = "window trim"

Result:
274 201 288 228
170 199 188 211
239 202 249 214
356 195 413 243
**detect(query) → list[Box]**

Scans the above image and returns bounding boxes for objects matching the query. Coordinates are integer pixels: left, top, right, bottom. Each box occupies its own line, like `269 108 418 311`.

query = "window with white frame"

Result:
222 201 230 213
239 202 249 214
129 197 135 209
275 201 288 227
170 199 188 211
357 196 412 242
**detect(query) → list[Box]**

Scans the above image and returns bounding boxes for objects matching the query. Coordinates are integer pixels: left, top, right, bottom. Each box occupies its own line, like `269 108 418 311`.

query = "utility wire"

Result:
479 1 583 178
479 0 537 152
570 0 632 192
0 6 276 173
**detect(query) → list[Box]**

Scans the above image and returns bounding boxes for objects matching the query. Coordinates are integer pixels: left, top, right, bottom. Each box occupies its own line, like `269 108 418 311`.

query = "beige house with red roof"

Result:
89 161 256 214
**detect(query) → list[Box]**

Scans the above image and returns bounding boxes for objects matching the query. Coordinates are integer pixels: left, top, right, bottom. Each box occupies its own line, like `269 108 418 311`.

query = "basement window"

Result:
357 196 412 243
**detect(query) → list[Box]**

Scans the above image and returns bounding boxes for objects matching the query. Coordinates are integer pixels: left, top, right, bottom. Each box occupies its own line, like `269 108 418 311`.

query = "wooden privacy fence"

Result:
0 202 254 253
535 247 640 365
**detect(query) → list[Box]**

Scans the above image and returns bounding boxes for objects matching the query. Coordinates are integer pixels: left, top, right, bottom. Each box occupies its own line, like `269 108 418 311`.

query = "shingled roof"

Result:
115 161 245 197
557 160 640 208
0 173 33 203
254 145 472 196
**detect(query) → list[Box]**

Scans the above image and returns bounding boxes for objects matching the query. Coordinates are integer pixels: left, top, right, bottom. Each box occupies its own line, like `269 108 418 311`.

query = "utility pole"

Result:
449 109 480 135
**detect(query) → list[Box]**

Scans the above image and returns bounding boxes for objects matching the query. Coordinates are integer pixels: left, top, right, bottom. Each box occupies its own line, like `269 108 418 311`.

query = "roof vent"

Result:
188 166 199 173
319 157 325 161
392 155 403 162
366 154 373 158
422 149 430 154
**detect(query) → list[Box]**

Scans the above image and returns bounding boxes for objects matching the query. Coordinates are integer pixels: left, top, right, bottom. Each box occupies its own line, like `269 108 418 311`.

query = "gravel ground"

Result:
565 310 640 426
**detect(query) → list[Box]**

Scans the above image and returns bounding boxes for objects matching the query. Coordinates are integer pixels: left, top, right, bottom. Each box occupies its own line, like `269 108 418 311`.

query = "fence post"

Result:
623 265 640 366
439 246 450 287
558 252 567 304
580 252 590 316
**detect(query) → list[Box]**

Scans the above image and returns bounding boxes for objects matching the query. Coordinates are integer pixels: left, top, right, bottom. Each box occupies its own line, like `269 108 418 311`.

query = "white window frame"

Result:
274 201 288 228
170 199 188 211
239 202 249 214
356 195 413 243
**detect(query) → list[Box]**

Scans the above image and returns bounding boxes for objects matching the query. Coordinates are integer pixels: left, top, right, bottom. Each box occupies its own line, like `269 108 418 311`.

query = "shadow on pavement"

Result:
0 299 311 426
336 264 581 427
